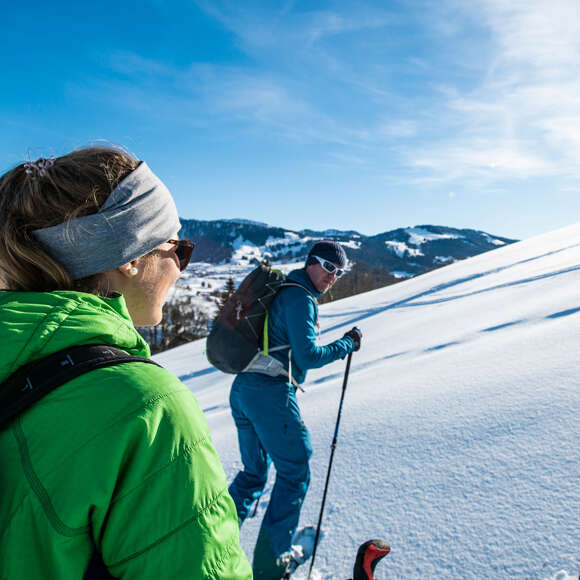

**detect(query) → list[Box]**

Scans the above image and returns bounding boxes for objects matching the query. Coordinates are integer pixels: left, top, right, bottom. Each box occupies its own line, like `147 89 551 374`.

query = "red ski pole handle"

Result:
349 539 391 580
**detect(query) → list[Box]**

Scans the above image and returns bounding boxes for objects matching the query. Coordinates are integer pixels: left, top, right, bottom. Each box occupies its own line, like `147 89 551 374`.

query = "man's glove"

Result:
343 326 362 351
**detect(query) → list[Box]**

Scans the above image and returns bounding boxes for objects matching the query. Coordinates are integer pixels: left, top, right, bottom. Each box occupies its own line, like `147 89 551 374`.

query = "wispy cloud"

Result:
84 1 580 186
377 120 419 139
85 50 356 146
411 141 556 178
195 2 393 51
482 0 580 69
300 10 393 46
411 0 580 184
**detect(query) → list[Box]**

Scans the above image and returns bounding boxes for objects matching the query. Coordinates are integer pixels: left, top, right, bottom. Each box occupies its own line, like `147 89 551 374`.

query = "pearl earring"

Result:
129 267 138 276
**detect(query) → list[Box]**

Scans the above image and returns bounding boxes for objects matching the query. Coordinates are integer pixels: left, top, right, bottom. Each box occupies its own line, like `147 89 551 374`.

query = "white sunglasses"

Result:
311 255 346 277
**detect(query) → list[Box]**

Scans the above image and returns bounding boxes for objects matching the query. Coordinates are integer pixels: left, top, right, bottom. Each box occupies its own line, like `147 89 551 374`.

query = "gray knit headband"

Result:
32 162 181 279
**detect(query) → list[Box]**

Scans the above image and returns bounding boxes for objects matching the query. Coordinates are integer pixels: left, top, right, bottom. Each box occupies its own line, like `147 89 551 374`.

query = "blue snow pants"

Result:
228 373 312 578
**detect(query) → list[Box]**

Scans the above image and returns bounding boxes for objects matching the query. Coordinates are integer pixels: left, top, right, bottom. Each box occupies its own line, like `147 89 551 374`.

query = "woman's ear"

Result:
117 261 139 279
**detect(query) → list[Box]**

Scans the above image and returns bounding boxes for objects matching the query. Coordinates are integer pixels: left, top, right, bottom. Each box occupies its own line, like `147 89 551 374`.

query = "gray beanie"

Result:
306 240 348 268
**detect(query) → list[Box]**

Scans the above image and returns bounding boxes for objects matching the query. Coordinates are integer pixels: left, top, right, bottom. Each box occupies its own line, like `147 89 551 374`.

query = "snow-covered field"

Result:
154 223 580 579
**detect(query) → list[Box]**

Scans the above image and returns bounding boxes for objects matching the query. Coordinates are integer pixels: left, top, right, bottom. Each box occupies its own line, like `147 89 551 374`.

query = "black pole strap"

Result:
307 351 353 580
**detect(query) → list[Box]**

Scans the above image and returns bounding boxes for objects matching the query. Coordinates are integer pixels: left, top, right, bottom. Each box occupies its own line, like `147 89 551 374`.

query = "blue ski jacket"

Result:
266 268 354 384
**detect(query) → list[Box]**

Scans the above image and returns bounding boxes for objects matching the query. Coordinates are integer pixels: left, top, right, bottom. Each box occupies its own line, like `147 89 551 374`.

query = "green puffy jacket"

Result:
0 290 252 579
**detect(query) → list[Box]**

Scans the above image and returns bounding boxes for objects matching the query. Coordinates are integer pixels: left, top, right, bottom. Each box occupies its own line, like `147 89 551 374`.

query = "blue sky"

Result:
2 0 579 239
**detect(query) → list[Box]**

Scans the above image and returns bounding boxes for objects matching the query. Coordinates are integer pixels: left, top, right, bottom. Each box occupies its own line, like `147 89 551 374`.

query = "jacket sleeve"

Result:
281 287 354 372
93 366 252 580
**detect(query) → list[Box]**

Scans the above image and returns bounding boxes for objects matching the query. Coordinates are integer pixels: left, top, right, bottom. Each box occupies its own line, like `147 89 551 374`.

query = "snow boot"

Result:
280 526 321 578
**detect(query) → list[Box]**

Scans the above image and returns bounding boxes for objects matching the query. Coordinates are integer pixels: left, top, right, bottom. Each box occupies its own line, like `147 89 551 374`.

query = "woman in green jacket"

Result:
0 147 252 579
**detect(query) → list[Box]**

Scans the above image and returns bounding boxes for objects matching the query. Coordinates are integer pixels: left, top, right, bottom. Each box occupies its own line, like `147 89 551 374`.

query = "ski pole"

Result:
307 351 353 580
250 495 261 518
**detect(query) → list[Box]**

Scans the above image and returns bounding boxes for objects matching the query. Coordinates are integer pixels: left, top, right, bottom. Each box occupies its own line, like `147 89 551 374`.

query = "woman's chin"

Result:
132 309 163 328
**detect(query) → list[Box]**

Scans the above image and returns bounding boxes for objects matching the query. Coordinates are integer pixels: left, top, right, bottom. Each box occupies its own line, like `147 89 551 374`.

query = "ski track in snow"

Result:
154 223 580 580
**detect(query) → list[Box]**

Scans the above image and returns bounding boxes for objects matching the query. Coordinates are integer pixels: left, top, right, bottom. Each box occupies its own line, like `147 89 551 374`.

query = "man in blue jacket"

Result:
228 241 362 579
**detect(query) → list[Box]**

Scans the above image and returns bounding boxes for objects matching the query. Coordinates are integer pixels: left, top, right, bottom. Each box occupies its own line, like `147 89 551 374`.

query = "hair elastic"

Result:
23 156 56 178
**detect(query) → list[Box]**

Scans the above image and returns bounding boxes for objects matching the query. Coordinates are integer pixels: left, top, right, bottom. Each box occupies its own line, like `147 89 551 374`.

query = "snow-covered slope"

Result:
154 223 580 579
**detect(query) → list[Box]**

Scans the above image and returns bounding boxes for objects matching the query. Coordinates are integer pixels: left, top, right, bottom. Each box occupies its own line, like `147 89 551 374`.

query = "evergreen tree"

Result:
205 276 238 328
224 276 236 300
218 277 236 312
138 296 210 354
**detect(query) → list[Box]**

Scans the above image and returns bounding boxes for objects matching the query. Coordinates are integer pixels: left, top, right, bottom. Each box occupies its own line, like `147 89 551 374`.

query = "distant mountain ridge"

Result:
179 218 517 277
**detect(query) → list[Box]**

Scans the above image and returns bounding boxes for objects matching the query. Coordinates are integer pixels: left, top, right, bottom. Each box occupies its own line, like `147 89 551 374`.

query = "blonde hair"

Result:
0 146 139 292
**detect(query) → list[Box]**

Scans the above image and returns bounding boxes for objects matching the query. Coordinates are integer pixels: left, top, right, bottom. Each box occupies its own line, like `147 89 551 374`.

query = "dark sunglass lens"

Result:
322 260 337 273
175 242 194 271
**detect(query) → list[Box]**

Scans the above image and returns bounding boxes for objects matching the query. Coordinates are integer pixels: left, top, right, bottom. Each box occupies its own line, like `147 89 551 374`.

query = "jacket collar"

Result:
287 268 323 298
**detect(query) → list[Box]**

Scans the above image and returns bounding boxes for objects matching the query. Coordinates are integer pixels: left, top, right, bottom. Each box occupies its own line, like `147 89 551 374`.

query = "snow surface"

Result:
231 235 262 262
154 223 580 579
385 240 424 258
390 270 414 279
265 232 301 246
433 255 455 264
224 218 270 228
339 240 362 250
481 233 507 246
386 227 467 259
406 226 461 246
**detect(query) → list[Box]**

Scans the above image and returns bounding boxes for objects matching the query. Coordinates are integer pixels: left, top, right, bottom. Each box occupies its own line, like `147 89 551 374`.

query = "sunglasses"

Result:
167 239 195 271
311 254 346 278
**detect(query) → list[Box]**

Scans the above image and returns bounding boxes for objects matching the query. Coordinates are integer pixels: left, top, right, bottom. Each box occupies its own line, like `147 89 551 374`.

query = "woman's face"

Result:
118 240 182 327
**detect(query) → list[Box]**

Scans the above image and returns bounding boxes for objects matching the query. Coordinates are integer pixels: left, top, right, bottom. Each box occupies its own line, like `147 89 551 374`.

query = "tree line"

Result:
138 296 211 354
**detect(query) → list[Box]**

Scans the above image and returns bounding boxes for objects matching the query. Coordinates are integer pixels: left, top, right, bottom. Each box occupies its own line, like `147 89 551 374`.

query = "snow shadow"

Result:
424 341 461 352
382 351 408 360
311 371 344 385
546 307 580 319
311 351 409 384
318 304 579 379
398 265 580 308
323 262 580 334
201 403 229 414
481 320 524 333
179 366 219 382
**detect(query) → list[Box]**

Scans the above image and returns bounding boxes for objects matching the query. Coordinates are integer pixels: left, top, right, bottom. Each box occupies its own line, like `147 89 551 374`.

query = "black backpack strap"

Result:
0 344 161 430
0 345 161 578
280 281 316 300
